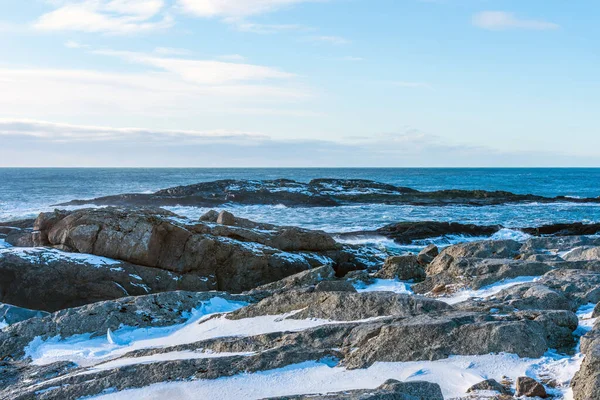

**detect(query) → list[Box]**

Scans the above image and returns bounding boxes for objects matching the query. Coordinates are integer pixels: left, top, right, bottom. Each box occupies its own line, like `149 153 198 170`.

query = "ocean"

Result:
1 168 599 233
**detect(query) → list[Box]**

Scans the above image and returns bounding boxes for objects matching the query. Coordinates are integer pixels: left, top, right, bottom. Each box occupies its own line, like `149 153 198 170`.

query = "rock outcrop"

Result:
6 208 377 298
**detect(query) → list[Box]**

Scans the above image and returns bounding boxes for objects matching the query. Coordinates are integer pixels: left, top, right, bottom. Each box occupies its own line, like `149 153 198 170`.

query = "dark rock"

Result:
375 255 426 281
55 179 600 208
467 379 510 395
521 222 600 237
372 222 501 244
417 244 439 265
0 247 212 311
515 376 547 398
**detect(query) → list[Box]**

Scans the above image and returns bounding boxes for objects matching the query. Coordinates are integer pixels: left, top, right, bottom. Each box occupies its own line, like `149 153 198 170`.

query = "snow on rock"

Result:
0 246 121 267
89 351 577 400
354 279 413 295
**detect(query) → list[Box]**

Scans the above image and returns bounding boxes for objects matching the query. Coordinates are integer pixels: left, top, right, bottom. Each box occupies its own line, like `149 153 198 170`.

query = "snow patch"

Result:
354 279 413 295
438 276 542 305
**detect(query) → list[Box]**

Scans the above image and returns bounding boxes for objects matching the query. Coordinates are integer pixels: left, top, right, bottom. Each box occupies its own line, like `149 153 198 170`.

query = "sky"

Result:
0 0 599 167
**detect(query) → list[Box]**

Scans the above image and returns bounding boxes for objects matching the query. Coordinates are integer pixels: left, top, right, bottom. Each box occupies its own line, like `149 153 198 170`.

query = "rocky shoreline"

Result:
55 178 600 208
1 191 600 398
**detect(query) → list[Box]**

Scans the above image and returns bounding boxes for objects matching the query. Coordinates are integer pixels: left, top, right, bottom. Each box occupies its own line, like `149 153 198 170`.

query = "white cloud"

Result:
473 11 559 31
34 0 173 34
307 35 349 45
177 0 319 19
93 49 296 85
0 67 311 121
0 119 266 142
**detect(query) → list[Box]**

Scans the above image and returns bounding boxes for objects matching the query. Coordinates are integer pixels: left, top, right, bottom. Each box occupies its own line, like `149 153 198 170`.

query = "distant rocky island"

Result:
1 180 600 399
57 178 600 208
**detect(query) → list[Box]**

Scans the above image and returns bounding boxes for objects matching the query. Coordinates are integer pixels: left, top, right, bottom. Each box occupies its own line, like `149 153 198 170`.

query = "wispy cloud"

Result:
177 0 321 19
473 11 560 31
34 0 173 34
0 66 311 122
0 119 266 143
92 49 296 85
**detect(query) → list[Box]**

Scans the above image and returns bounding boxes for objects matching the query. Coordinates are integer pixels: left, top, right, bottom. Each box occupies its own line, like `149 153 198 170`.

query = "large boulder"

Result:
516 376 547 398
427 240 523 275
24 208 357 293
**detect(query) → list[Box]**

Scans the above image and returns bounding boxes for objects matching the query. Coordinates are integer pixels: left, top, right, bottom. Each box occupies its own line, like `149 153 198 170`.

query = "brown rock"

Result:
217 210 236 225
375 255 426 281
417 244 439 265
516 376 547 398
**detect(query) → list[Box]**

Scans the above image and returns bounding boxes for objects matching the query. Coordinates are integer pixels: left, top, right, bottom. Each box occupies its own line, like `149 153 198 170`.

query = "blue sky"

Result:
0 0 598 167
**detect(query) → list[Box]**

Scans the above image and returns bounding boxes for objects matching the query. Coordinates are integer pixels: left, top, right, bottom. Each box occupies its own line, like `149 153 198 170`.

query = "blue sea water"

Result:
1 168 599 232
